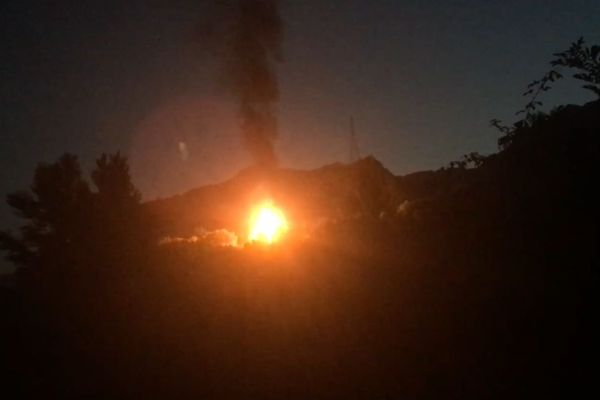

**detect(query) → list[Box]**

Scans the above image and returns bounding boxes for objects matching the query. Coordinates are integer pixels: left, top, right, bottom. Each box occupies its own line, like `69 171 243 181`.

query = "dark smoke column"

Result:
226 0 283 168
196 0 283 167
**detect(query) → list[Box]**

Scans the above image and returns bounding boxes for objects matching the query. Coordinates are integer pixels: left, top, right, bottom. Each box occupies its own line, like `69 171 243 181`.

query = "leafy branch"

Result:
491 37 600 150
518 69 563 116
519 37 600 115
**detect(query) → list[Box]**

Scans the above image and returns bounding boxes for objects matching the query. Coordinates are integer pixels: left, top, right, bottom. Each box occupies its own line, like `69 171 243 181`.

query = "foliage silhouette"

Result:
0 152 153 279
491 37 600 150
0 154 91 271
447 151 486 169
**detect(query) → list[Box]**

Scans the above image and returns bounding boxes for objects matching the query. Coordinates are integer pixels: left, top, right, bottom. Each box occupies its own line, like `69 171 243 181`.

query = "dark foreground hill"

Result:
1 101 598 399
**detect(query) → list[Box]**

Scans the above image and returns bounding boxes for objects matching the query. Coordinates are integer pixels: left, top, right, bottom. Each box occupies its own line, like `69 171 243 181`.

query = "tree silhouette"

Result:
88 152 150 271
0 152 150 278
0 154 91 271
92 152 141 208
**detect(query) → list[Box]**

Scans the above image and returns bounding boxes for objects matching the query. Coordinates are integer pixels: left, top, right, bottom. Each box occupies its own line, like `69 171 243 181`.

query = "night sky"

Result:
1 0 599 271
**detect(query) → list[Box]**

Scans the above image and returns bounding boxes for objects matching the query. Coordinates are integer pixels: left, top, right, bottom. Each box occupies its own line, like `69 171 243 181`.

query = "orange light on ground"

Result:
248 201 289 244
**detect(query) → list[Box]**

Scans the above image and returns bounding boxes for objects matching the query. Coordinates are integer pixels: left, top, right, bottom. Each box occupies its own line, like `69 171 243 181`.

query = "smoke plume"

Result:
199 0 284 167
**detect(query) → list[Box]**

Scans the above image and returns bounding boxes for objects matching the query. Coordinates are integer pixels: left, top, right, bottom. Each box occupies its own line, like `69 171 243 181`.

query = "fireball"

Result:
248 201 289 244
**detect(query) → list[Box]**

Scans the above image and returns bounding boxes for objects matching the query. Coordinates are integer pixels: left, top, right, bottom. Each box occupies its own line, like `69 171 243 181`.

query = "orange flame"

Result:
248 200 289 244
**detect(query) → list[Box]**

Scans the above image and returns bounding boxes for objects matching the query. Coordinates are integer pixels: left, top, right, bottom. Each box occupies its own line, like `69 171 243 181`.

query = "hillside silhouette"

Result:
146 155 401 237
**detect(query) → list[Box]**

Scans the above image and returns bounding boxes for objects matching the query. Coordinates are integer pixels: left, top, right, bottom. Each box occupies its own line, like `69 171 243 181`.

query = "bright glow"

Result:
248 201 289 244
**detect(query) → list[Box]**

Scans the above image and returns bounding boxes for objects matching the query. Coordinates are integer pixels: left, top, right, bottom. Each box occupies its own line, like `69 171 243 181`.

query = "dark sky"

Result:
1 0 599 270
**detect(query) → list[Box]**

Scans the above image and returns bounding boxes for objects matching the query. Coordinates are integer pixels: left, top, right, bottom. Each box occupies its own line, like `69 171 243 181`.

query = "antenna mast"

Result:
349 116 360 163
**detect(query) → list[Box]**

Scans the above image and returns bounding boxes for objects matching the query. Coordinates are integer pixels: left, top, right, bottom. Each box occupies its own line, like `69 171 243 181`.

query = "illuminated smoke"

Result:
159 228 239 248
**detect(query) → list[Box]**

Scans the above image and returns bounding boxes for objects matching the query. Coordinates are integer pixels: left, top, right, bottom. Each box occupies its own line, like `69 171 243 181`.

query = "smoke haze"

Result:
199 0 284 167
